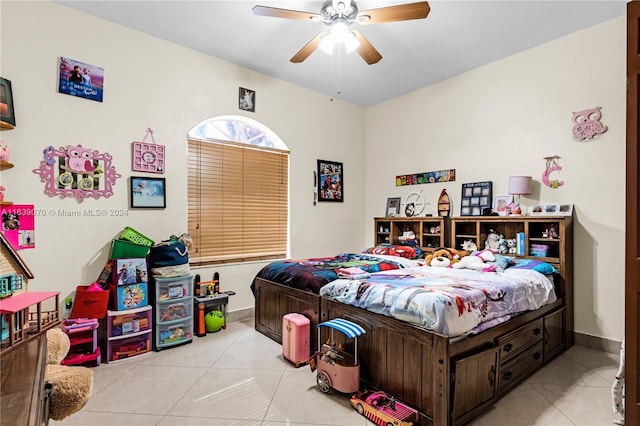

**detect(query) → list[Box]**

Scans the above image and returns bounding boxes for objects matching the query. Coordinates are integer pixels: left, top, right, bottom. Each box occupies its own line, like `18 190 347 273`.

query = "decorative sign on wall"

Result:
33 145 121 203
58 57 104 103
396 169 455 187
460 181 492 216
239 87 255 112
542 155 564 189
571 106 607 141
132 128 165 174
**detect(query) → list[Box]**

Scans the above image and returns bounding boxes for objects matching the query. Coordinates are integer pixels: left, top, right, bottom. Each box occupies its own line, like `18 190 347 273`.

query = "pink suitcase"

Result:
282 313 310 367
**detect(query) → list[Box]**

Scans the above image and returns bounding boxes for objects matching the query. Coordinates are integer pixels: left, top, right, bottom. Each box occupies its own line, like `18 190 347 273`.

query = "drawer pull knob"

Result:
502 371 513 381
503 343 513 352
533 327 541 336
533 352 541 360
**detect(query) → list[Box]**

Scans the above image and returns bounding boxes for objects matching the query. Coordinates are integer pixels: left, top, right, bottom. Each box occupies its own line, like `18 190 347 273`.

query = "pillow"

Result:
363 245 423 259
509 258 558 275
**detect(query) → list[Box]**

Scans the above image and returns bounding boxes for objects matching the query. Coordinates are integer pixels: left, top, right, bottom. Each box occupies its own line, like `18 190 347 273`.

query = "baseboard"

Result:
574 332 622 354
227 307 254 324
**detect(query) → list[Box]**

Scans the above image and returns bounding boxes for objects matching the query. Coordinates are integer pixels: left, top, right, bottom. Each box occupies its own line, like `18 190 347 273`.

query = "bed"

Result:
252 250 423 346
252 217 573 425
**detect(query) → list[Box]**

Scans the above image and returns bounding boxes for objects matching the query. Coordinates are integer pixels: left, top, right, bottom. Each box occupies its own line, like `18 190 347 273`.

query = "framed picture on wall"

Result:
239 87 255 112
0 77 16 128
317 160 343 202
130 176 166 208
58 57 104 102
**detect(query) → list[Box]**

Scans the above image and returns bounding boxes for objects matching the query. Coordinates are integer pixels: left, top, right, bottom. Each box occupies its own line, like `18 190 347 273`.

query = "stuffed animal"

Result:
485 229 503 252
45 328 93 421
461 240 477 252
497 237 508 254
0 142 10 162
507 238 517 255
424 248 468 268
453 249 497 272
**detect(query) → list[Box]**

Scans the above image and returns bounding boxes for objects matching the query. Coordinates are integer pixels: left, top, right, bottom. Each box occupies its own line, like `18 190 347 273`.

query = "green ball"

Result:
204 310 224 332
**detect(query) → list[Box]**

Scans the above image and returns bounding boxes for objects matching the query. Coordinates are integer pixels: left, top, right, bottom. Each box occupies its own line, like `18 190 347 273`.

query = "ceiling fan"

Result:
252 1 430 65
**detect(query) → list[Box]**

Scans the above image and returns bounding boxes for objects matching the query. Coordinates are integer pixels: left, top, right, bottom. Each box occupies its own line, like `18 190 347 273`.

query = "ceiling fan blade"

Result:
290 32 325 63
358 1 430 25
352 30 382 65
252 5 321 21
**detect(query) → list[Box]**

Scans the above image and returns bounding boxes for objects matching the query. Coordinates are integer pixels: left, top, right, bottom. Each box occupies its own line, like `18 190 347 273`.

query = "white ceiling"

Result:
55 1 626 107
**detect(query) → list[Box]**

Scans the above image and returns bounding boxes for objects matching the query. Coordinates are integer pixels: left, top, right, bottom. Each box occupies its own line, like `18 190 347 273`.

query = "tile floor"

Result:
53 318 623 426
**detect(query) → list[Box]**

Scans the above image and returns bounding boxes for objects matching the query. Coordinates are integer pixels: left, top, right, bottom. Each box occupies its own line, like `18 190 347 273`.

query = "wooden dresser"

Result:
1 334 52 425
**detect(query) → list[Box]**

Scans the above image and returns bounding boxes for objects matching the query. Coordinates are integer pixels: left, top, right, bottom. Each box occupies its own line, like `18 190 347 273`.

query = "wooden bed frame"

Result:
254 275 570 425
254 217 573 425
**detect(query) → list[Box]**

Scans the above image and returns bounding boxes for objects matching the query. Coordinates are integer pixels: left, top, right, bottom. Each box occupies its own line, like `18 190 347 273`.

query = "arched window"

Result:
187 116 289 264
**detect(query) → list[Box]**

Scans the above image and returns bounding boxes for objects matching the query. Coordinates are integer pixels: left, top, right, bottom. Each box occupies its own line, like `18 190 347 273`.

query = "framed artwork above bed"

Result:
461 181 492 216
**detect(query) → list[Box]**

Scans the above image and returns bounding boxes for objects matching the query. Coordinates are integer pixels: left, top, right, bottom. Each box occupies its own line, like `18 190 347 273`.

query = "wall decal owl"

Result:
571 107 607 141
66 144 96 173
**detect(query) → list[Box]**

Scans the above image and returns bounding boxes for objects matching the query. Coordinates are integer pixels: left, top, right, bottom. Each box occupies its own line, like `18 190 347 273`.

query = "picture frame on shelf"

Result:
558 204 573 216
0 77 16 128
386 197 401 217
317 159 343 202
493 195 512 216
530 204 544 215
543 204 559 214
460 181 492 216
130 176 166 209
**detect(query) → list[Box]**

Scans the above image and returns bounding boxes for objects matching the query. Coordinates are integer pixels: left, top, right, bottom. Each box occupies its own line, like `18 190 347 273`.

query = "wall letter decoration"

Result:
571 107 607 141
33 145 121 203
542 156 564 189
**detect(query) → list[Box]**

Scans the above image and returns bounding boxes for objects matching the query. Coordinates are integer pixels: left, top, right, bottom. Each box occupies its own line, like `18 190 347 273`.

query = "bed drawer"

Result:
498 317 543 364
498 341 544 397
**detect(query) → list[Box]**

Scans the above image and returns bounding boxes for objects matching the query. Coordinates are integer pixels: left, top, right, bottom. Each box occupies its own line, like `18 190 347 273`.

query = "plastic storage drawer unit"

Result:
157 300 193 323
155 275 193 301
156 319 193 348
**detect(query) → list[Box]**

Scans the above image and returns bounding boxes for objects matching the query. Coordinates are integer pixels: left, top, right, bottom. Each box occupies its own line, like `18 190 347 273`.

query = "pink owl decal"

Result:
572 107 607 141
66 144 97 173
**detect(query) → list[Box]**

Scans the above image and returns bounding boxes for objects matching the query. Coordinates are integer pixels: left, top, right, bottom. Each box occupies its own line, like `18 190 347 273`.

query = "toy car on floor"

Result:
350 389 418 426
310 318 365 394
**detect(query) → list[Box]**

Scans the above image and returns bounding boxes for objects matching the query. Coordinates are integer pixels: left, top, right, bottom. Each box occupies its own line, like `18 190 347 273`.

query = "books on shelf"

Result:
516 232 525 256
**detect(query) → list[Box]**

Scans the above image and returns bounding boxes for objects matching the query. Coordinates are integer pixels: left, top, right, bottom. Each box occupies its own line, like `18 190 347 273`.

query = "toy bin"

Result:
108 333 151 361
111 258 148 285
110 282 149 311
107 305 152 337
156 319 193 347
155 275 193 301
110 239 150 260
157 300 192 324
71 285 110 319
119 226 154 247
530 244 550 257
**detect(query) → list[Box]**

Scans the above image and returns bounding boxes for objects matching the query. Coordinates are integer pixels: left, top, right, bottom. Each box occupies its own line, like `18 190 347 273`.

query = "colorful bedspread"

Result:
250 253 421 294
319 266 557 337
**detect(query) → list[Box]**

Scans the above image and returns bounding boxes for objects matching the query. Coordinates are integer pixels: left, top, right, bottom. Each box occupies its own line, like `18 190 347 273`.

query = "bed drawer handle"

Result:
533 327 541 336
489 366 496 386
533 352 541 360
503 343 513 352
502 370 513 381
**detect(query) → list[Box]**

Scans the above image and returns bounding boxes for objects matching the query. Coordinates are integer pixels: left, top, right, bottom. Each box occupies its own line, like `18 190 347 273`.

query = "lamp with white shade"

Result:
508 176 532 215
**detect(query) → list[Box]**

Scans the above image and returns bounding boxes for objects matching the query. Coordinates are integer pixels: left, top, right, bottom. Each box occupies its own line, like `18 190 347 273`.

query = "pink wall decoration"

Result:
542 155 564 189
571 106 607 141
33 144 121 203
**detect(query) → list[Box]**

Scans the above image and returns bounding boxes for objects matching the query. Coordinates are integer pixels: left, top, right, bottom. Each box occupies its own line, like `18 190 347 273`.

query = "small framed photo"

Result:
0 77 16 127
239 87 255 112
130 176 166 209
386 197 401 217
493 195 512 216
317 159 343 202
58 57 104 102
543 204 559 214
558 204 573 216
530 204 544 215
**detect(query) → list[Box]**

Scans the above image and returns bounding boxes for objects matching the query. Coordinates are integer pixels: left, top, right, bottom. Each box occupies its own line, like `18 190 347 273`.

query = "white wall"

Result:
0 1 366 314
365 17 626 342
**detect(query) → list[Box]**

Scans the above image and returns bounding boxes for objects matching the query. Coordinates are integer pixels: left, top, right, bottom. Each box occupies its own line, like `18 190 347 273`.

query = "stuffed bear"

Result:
45 328 94 421
424 248 468 268
453 249 497 272
507 238 517 255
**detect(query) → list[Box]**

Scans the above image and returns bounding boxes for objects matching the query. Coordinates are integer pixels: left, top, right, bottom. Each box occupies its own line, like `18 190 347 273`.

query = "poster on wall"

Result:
396 169 455 186
1 204 36 250
58 57 104 102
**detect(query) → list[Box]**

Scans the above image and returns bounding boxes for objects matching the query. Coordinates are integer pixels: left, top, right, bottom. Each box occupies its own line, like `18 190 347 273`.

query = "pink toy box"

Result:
282 313 310 367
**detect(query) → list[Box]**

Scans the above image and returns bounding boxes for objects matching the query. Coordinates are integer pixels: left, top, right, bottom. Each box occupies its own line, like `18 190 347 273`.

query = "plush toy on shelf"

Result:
0 142 10 163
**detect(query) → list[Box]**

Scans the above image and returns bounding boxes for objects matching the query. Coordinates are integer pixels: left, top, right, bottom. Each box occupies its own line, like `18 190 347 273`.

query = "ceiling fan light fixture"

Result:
319 33 335 54
344 31 360 53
